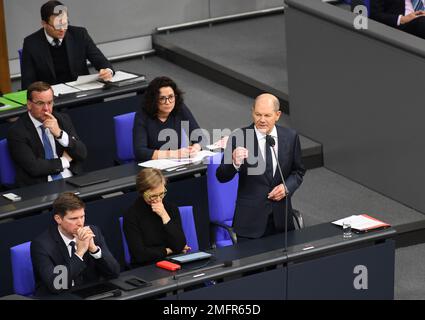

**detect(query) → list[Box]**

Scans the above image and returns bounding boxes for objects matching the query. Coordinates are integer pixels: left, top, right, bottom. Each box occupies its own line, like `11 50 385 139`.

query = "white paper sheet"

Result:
51 84 81 96
110 71 139 83
332 215 390 231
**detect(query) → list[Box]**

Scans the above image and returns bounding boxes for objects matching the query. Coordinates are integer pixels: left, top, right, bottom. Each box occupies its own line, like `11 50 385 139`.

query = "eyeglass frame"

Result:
143 187 167 201
29 99 54 108
158 94 176 104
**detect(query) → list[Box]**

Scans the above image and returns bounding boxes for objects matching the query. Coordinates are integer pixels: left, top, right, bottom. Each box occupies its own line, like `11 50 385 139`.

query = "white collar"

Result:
28 112 44 129
58 227 76 247
44 29 63 46
254 125 278 141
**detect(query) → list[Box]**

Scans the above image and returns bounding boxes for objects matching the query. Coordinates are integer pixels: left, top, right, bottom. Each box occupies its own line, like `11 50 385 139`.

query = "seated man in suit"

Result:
370 0 425 39
21 0 114 89
7 81 87 187
216 93 305 240
31 192 120 297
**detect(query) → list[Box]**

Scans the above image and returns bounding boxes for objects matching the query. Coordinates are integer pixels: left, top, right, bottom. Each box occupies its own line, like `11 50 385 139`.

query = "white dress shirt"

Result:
28 112 73 181
254 126 278 177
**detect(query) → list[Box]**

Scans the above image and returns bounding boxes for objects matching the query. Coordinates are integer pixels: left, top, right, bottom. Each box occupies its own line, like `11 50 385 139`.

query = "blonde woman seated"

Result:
123 168 190 266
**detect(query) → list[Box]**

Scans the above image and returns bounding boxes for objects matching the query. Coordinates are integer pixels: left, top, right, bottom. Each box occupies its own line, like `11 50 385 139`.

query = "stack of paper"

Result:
332 214 391 232
138 151 218 170
51 84 81 97
66 74 105 91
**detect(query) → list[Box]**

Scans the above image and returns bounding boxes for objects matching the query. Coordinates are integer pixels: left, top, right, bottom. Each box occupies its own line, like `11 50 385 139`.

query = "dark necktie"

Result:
412 0 424 11
41 127 63 181
265 135 274 181
69 241 76 258
53 38 61 48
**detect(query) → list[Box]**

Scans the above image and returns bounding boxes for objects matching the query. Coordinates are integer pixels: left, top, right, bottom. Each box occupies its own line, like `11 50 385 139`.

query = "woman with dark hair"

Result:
133 76 204 162
123 168 190 266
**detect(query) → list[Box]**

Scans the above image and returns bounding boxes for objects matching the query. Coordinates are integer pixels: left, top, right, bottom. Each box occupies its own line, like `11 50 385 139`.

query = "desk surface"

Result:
0 162 206 220
0 80 148 122
108 223 396 300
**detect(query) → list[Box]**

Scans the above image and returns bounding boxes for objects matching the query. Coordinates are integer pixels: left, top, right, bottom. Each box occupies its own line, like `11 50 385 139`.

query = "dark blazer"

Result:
31 224 120 297
370 0 406 27
133 100 203 162
21 26 113 89
123 198 186 266
216 124 305 238
7 111 87 187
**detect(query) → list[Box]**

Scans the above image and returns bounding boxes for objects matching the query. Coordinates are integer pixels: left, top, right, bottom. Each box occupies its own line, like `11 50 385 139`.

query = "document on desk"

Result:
66 74 105 91
138 159 183 170
51 84 81 97
332 214 391 232
169 150 218 163
110 71 139 83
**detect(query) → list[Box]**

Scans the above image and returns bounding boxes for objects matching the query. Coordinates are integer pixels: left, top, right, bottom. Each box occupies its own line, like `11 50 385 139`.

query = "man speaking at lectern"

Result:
216 94 305 240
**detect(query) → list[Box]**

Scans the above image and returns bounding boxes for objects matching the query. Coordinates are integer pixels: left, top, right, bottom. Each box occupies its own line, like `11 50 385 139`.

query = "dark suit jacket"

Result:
21 26 113 89
370 0 406 27
31 224 120 297
216 124 305 238
7 111 87 187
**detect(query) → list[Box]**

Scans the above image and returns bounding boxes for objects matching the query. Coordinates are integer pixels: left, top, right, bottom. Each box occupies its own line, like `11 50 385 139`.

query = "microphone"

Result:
173 260 233 280
266 135 289 254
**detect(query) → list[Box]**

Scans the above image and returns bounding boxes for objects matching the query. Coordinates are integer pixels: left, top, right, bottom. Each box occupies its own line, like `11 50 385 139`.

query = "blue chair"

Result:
113 112 136 163
10 241 35 296
119 216 131 266
207 153 238 248
120 205 199 266
0 139 16 187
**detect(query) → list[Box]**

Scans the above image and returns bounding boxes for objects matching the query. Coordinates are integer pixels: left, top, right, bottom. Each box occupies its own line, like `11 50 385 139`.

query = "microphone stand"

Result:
266 134 290 300
266 135 289 254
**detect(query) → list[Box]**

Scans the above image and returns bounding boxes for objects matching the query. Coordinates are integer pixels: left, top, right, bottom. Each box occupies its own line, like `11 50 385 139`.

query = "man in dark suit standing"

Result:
21 0 114 89
31 192 120 297
370 0 425 39
216 94 305 240
7 81 87 187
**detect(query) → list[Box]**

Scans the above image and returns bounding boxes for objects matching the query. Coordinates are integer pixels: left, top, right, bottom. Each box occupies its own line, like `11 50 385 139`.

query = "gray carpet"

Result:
292 167 425 227
154 14 287 94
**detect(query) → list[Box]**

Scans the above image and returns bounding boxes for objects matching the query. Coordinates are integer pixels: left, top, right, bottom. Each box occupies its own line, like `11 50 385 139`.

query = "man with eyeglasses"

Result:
21 0 114 89
7 81 87 187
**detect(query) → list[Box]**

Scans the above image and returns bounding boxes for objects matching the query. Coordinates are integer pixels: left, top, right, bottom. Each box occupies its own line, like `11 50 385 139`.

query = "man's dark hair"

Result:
26 81 52 101
40 0 65 22
53 192 85 218
143 76 184 119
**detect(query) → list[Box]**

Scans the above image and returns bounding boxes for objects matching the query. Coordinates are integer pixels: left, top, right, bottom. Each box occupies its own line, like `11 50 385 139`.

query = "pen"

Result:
193 273 205 278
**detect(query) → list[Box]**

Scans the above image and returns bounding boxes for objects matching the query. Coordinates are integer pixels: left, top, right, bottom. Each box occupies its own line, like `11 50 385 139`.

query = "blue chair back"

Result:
18 49 23 72
207 153 238 247
120 205 198 265
119 216 131 266
10 241 35 296
0 139 16 186
113 112 136 163
178 206 199 251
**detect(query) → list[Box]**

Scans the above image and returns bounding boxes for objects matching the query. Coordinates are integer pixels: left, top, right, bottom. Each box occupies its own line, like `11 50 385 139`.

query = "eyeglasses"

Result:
158 94 176 104
143 188 167 201
30 100 54 107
